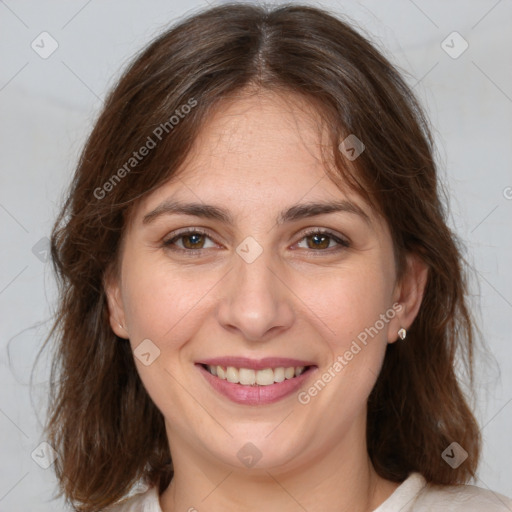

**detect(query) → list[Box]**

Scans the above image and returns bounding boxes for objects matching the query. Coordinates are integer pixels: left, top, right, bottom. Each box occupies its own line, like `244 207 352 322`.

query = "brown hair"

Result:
41 3 481 510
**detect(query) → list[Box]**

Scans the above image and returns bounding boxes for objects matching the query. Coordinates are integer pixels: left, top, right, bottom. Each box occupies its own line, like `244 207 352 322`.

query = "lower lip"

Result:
197 364 316 405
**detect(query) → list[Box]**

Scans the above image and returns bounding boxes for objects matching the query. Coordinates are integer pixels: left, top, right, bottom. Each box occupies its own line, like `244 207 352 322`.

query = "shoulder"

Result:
104 483 162 512
376 473 512 512
416 481 512 511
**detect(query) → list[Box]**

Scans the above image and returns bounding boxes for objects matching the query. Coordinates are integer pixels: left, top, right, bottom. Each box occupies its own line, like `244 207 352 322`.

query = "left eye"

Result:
295 230 350 251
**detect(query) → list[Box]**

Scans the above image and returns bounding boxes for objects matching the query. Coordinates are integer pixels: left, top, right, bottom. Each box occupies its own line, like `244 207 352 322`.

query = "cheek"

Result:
302 264 393 345
301 264 394 406
122 256 219 343
119 258 219 422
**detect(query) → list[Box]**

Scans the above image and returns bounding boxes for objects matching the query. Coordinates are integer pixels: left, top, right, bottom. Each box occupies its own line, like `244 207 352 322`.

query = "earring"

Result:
117 321 126 332
397 327 407 340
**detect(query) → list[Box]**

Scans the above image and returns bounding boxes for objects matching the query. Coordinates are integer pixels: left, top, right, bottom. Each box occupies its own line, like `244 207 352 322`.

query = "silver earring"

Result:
397 327 407 340
117 321 126 332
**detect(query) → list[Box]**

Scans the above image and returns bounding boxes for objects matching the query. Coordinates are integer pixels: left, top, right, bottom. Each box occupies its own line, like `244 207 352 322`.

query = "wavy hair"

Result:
42 3 481 510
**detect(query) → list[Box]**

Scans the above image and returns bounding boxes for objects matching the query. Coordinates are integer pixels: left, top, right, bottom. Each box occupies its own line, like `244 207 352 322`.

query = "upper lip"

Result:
197 356 317 370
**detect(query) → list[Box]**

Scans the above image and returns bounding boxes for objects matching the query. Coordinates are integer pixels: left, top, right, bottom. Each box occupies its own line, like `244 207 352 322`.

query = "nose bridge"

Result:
216 244 295 341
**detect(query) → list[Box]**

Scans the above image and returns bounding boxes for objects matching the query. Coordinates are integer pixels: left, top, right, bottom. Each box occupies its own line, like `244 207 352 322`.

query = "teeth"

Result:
273 367 285 383
284 367 295 379
239 368 256 385
256 368 274 386
206 365 307 385
226 366 239 383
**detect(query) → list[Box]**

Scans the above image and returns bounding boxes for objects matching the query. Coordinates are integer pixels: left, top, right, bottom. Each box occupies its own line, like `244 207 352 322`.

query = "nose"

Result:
216 249 295 342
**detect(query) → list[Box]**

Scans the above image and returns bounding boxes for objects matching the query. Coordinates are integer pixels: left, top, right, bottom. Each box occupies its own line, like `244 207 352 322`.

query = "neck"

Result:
159 419 399 512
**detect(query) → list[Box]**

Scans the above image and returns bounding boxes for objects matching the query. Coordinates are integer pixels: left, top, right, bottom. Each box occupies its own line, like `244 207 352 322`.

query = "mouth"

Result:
195 357 317 405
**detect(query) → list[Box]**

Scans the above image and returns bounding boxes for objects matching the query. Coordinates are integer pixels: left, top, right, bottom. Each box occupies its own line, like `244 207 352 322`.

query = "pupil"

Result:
310 234 328 249
185 234 203 248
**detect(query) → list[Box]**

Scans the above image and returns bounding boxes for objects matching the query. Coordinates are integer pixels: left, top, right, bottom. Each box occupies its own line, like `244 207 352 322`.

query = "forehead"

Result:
131 90 378 226
200 89 322 144
178 90 328 182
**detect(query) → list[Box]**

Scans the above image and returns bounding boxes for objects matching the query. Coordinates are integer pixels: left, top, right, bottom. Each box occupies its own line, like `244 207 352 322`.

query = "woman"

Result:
43 3 512 511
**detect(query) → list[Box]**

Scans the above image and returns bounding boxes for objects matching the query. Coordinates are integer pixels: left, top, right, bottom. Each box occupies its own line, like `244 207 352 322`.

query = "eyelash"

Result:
162 227 350 256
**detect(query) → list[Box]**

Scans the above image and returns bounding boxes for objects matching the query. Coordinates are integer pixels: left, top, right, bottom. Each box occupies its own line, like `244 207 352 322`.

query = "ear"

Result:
103 267 129 339
387 252 429 344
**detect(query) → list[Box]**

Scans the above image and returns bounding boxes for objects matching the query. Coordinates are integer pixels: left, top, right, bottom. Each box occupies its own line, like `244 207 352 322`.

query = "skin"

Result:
105 89 428 512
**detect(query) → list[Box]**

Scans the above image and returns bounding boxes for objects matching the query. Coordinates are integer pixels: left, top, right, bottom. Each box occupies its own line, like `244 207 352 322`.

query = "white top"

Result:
105 472 512 511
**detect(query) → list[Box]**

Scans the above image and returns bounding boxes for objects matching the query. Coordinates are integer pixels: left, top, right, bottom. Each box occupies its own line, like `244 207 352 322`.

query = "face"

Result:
106 90 426 474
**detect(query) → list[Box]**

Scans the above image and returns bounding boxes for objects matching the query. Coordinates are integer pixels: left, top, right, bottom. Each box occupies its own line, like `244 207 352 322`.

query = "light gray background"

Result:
1 1 511 510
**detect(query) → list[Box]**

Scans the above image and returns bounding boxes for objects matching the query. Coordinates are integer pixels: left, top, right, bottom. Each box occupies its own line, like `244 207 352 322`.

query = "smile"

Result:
196 358 317 405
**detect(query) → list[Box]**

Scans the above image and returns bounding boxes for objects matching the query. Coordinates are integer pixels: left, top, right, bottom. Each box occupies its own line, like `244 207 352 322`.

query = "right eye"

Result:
162 228 219 253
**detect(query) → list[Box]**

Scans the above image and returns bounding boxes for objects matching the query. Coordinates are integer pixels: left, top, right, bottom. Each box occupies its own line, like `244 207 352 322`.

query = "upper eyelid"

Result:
164 227 215 242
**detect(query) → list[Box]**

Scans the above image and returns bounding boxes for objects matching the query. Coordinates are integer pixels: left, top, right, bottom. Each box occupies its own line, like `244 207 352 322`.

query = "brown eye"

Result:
305 233 331 250
296 230 350 251
163 229 216 252
180 233 206 249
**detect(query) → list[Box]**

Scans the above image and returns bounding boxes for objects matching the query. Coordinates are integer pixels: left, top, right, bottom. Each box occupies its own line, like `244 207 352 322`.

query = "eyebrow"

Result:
142 199 371 226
